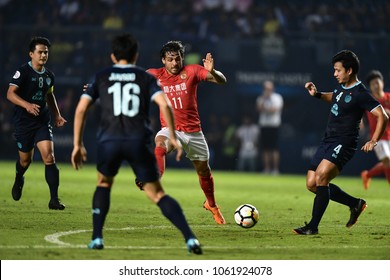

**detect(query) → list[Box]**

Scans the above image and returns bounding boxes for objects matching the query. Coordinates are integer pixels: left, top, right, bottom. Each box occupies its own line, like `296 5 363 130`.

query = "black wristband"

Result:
314 92 322 99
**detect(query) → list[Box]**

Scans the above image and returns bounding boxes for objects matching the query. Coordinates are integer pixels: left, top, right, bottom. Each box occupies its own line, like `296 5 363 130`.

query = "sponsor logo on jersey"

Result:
13 71 20 79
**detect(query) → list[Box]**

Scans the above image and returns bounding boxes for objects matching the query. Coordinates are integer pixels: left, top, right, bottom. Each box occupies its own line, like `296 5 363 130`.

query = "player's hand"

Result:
55 116 67 127
170 138 183 161
202 53 214 72
361 140 377 153
305 82 317 97
83 84 89 92
25 103 40 116
71 145 88 170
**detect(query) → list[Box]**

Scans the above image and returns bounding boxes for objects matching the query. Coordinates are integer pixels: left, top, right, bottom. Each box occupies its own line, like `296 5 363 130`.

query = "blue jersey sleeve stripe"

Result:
81 93 93 100
150 90 163 101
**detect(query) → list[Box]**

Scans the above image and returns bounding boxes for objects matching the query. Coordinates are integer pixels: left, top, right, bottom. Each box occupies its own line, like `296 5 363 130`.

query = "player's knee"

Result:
196 164 211 177
382 157 390 167
42 153 55 165
315 170 330 186
20 157 32 168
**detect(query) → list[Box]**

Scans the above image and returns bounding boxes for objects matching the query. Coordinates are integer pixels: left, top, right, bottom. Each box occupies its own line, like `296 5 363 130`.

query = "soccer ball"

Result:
234 204 259 228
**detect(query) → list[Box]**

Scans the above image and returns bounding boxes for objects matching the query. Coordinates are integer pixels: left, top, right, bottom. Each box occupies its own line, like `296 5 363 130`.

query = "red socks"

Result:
367 162 385 178
199 174 216 207
385 167 390 184
154 146 167 177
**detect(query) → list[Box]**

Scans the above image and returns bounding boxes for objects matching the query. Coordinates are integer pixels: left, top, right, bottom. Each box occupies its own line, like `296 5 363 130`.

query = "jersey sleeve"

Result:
359 90 380 112
82 77 99 103
191 64 209 82
148 74 163 101
9 66 27 88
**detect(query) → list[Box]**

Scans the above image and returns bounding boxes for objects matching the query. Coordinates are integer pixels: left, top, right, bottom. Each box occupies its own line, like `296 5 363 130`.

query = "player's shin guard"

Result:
199 174 216 207
92 187 111 240
16 160 29 178
329 183 359 207
157 195 195 241
45 164 59 200
154 146 167 177
308 186 330 230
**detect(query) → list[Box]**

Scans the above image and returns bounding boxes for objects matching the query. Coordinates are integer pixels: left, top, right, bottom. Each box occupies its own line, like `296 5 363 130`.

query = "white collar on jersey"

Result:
341 80 361 90
28 61 46 74
113 64 136 68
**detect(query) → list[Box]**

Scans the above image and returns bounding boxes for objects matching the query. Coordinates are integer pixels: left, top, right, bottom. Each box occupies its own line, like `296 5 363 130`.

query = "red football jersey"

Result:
148 64 209 133
366 92 390 140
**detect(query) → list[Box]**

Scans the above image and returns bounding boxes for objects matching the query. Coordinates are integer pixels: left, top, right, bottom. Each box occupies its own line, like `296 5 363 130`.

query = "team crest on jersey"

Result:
344 94 352 103
13 71 21 79
46 77 51 85
180 72 187 79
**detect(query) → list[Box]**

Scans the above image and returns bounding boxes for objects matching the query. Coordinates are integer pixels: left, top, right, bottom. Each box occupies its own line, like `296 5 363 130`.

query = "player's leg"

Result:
88 141 122 249
362 140 390 188
12 149 33 201
143 181 202 254
36 139 64 210
88 173 113 249
129 138 202 254
382 157 390 184
189 132 226 224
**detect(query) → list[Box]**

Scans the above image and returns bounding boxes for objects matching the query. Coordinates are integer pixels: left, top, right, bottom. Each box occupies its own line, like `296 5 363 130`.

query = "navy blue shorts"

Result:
310 140 356 172
13 122 53 152
97 139 159 183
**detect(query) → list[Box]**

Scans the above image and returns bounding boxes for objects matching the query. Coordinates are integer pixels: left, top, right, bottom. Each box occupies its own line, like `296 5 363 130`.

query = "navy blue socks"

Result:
45 164 59 200
308 186 330 230
157 195 195 241
329 183 358 208
92 186 111 240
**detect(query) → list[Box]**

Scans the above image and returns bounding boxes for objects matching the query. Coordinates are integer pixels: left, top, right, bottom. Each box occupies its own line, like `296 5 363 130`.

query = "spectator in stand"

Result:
236 115 259 172
256 80 283 175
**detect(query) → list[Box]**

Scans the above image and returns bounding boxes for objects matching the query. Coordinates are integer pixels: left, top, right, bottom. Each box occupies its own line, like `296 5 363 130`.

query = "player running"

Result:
294 50 388 235
7 36 67 210
71 34 202 254
136 41 227 225
361 70 390 189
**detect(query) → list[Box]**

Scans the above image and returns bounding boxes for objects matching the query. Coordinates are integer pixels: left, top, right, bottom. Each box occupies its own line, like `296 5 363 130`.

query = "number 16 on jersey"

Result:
108 82 140 117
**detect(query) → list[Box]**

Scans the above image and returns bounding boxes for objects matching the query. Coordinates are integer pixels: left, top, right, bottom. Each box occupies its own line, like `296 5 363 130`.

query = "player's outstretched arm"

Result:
153 93 182 161
305 82 333 103
71 97 91 170
6 85 41 116
46 88 67 127
362 105 389 153
203 53 227 84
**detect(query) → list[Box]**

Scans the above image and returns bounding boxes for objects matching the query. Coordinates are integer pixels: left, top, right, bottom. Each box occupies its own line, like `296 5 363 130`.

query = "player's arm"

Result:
362 105 389 153
305 82 333 103
153 93 183 161
71 96 92 170
46 86 67 127
6 85 41 116
203 53 227 84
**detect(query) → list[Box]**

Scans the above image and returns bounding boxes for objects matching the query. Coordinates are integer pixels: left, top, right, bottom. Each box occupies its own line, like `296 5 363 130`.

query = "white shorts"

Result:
156 127 210 161
374 140 390 161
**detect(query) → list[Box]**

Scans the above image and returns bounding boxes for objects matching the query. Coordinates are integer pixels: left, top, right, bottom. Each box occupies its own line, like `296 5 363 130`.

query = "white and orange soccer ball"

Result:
234 204 260 228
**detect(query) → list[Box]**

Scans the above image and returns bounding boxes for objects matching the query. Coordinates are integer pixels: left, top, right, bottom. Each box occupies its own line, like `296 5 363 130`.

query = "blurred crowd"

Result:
1 0 390 40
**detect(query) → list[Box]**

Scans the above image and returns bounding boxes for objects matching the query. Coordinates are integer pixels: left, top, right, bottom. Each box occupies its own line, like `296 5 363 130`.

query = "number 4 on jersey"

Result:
108 82 140 117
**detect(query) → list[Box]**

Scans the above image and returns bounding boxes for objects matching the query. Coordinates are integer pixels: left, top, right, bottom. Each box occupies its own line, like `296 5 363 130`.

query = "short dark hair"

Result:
112 34 139 62
332 50 360 75
366 70 384 85
160 41 185 59
29 36 51 52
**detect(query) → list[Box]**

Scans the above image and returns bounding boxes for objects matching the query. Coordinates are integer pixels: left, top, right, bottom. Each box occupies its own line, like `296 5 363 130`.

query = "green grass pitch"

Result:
0 160 389 260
